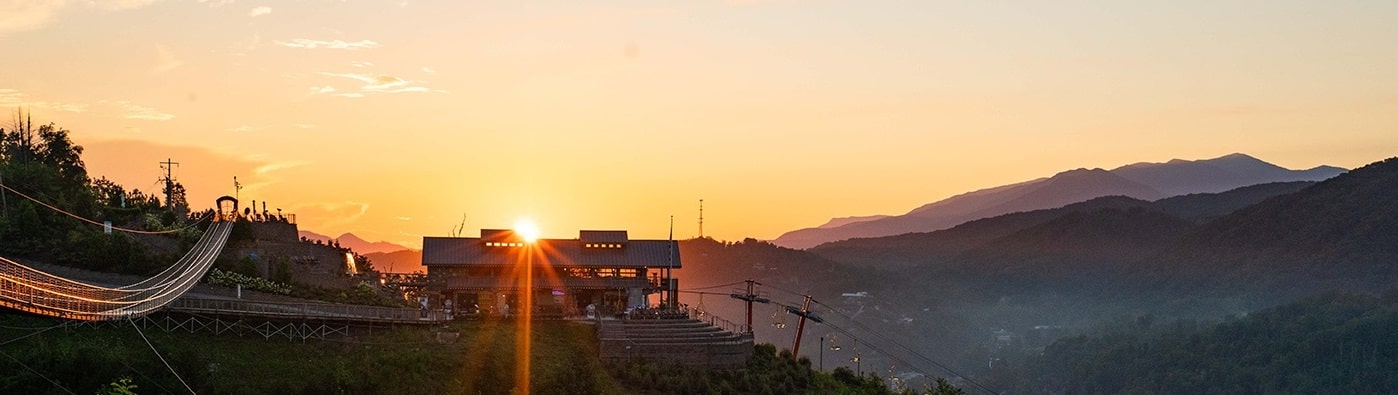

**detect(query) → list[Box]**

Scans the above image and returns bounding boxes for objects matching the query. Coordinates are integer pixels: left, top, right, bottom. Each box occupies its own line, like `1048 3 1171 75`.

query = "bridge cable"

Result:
0 183 211 235
0 349 79 395
130 318 197 395
685 281 747 291
0 323 78 395
812 298 999 394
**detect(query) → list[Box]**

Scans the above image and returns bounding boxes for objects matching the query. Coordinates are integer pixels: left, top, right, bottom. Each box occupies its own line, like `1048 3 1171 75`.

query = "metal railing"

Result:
0 222 233 321
166 296 440 324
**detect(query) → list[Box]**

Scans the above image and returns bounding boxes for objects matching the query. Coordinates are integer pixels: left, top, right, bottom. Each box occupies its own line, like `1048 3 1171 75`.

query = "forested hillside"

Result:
987 292 1398 394
1 114 197 274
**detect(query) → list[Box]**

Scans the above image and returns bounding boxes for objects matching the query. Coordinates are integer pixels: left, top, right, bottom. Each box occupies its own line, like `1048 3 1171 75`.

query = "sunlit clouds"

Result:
107 101 173 121
275 39 381 50
3 1 1396 246
151 44 184 73
313 72 438 97
0 1 64 34
0 89 88 113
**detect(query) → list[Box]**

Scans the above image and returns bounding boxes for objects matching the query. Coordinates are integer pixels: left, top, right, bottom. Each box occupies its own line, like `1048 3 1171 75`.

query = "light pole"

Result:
820 334 842 371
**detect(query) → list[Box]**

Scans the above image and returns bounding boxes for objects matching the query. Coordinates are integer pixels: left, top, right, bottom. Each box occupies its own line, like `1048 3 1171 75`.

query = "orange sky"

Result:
4 1 1396 248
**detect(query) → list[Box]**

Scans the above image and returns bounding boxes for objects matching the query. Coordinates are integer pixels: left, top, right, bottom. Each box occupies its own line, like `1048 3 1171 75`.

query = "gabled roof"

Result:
422 235 681 269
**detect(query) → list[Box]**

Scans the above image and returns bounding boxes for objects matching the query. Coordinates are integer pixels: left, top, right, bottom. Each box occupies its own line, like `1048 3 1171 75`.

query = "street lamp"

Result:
820 333 842 371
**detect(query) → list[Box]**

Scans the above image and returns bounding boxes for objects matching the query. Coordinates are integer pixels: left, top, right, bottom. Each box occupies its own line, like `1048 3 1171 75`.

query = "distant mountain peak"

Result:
772 153 1346 249
297 230 414 254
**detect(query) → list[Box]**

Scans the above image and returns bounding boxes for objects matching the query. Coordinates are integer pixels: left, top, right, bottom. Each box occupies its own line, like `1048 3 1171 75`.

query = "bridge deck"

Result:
165 296 445 324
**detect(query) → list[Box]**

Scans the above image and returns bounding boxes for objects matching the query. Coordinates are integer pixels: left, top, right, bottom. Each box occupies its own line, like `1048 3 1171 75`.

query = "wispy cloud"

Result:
294 123 316 129
199 0 235 7
275 39 380 50
351 61 374 68
0 1 72 35
2 1 167 34
294 201 372 230
0 89 89 113
95 0 165 11
226 125 262 133
108 100 174 121
421 66 436 74
151 44 184 73
313 72 440 98
255 160 309 175
248 5 270 17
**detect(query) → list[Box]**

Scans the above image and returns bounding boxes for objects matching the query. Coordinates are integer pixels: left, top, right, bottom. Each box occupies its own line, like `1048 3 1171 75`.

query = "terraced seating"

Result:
598 315 753 369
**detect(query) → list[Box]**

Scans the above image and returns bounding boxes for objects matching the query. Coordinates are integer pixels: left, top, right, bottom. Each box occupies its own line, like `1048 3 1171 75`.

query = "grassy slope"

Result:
0 315 925 395
0 316 623 395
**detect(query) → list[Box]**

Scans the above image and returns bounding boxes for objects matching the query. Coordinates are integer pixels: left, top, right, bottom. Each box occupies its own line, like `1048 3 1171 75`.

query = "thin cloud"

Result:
109 100 174 121
248 6 270 17
2 1 167 34
226 125 262 133
0 1 65 34
275 39 380 50
313 72 440 98
151 44 184 73
95 0 165 11
421 66 436 74
0 89 89 113
255 161 309 175
352 61 374 68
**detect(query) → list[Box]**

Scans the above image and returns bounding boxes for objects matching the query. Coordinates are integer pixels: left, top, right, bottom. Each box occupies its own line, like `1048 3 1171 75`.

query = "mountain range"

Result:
297 231 415 255
773 153 1347 249
672 156 1395 379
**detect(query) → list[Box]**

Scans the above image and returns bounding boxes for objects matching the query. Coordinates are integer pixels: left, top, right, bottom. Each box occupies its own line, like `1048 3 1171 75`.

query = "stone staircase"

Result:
598 317 753 369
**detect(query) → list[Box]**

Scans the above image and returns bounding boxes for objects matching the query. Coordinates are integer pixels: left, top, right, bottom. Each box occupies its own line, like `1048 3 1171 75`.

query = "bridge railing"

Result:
168 297 439 323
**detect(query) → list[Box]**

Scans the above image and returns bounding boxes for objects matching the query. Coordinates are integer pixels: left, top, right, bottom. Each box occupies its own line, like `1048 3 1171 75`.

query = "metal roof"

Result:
422 236 681 269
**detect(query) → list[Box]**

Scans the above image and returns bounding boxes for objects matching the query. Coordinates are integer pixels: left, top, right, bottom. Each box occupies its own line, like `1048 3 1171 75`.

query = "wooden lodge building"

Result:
422 229 680 318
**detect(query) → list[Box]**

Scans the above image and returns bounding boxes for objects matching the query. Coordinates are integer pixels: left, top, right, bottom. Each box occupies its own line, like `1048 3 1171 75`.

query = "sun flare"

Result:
514 218 539 243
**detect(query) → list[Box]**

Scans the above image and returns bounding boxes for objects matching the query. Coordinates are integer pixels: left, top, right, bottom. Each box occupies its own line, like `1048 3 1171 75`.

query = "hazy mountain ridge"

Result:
297 231 415 255
1155 157 1398 289
674 159 1391 387
811 181 1316 271
773 154 1346 249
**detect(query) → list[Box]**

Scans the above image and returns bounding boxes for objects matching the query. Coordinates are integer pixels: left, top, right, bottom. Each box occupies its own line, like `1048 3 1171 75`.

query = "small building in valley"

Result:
422 229 680 318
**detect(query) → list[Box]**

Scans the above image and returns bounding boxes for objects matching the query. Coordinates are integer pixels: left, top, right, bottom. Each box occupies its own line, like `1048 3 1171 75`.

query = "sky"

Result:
2 1 1396 248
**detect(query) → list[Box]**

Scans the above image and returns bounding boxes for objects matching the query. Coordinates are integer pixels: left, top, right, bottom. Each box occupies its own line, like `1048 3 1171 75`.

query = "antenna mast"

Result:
698 199 704 239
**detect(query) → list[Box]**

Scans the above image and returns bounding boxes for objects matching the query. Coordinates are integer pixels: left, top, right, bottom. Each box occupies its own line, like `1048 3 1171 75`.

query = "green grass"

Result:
1 314 938 394
0 314 624 395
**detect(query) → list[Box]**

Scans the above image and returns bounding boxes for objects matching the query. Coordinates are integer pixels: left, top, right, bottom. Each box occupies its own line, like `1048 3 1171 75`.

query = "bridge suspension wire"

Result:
0 221 234 321
0 323 79 395
811 298 999 394
130 318 196 395
0 183 211 235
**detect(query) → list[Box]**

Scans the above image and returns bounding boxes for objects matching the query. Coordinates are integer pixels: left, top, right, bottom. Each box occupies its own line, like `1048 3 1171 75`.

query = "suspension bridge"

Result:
0 182 440 329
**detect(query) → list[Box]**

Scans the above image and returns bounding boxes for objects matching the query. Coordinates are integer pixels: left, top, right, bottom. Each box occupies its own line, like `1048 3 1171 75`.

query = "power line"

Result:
812 299 999 394
684 281 747 291
129 319 196 395
0 183 211 235
0 323 78 395
0 349 78 395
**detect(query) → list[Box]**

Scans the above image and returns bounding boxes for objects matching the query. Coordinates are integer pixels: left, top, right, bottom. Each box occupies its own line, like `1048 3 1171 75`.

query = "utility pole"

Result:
729 279 768 333
159 158 178 208
789 294 822 359
1 170 7 219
